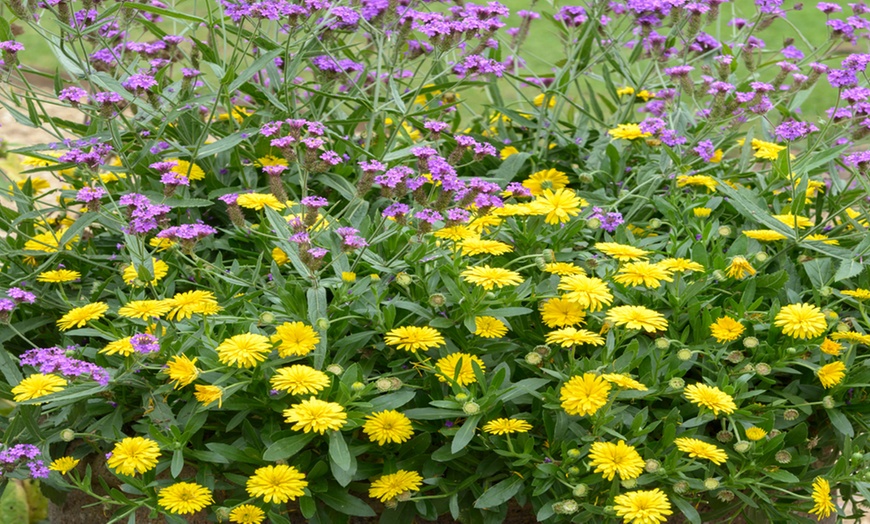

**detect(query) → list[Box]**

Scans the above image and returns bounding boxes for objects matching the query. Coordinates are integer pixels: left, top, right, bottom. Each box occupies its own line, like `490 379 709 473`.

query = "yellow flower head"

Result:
588 440 645 481
57 302 109 331
118 299 172 320
743 229 787 242
560 373 611 416
683 383 737 416
384 326 444 352
543 262 584 276
341 271 357 282
709 316 745 343
613 261 673 289
168 159 205 181
673 437 728 464
601 373 648 391
369 470 423 503
237 193 286 211
37 269 81 283
474 316 508 338
165 290 219 321
460 265 524 290
106 437 161 476
435 225 475 241
540 297 586 328
363 410 414 445
215 333 272 368
545 327 605 347
532 188 583 225
271 321 321 357
608 123 651 140
272 247 289 265
522 168 569 196
726 256 756 279
595 242 650 261
500 146 519 160
820 338 844 356
557 275 613 311
100 337 134 357
693 207 712 217
482 418 532 435
11 373 68 403
270 365 330 395
606 305 668 333
772 213 813 228
194 385 224 407
283 397 347 434
818 361 846 389
246 464 308 504
774 303 827 339
122 258 169 287
435 352 485 386
533 93 556 108
459 237 514 256
49 456 80 475
165 355 199 389
658 258 704 273
613 489 673 524
676 175 718 192
809 477 836 520
257 155 289 168
745 427 767 441
229 504 266 524
24 228 75 254
158 482 213 515
842 289 870 301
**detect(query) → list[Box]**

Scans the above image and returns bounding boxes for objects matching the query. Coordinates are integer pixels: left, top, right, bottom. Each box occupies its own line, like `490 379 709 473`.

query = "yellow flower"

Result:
606 305 668 332
363 410 414 445
588 440 645 481
122 258 169 287
543 262 584 276
271 321 321 357
435 352 485 386
500 146 519 160
257 155 288 168
613 261 673 289
369 470 423 503
106 437 161 476
229 504 266 524
216 333 272 368
270 365 330 395
560 373 611 417
482 418 532 435
613 489 673 524
595 242 650 261
676 175 718 192
24 228 75 254
743 229 787 242
149 237 176 251
809 477 836 520
533 93 556 108
217 105 254 122
194 385 223 407
709 149 723 162
608 123 650 140
474 316 508 338
468 215 503 234
557 275 613 311
341 271 356 282
11 373 67 403
384 326 444 352
158 482 213 515
545 327 605 347
820 338 844 356
842 289 870 300
237 193 286 211
616 86 635 96
831 332 870 345
805 234 838 245
709 316 745 343
522 168 569 196
100 337 134 357
37 269 81 283
540 297 586 328
601 373 648 391
283 397 347 434
49 456 80 475
57 302 109 331
658 258 704 273
745 427 767 441
10 176 51 194
693 207 712 217
726 256 756 279
165 290 220 320
774 303 827 339
118 299 172 320
683 383 737 416
435 225 475 241
817 361 846 389
167 159 205 181
459 237 514 256
460 265 524 290
673 437 728 464
772 213 813 228
246 465 308 503
532 188 583 225
164 355 199 389
272 247 289 266
750 139 786 161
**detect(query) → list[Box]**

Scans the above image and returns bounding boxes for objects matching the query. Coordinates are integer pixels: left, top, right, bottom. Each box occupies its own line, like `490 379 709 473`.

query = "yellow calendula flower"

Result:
118 299 172 320
216 333 272 368
369 470 423 503
384 326 444 352
726 256 756 279
693 207 712 217
613 489 672 524
533 93 556 108
11 374 67 402
709 316 745 343
831 331 870 345
613 261 673 289
805 234 839 245
149 237 176 251
459 237 514 256
540 297 586 328
167 159 205 181
606 306 668 333
676 175 718 192
341 271 356 282
594 242 650 261
673 437 728 464
468 215 503 234
774 303 827 339
743 229 787 242
107 437 161 476
363 410 414 445
24 228 75 254
683 383 737 416
616 86 635 96
435 225 475 241
49 456 80 475
165 290 220 321
545 327 605 347
500 146 519 160
543 262 584 276
842 289 870 301
272 247 289 266
601 373 648 391
482 418 532 435
460 265 524 290
745 427 767 441
37 269 81 283
194 385 224 407
588 440 645 481
772 213 813 228
608 123 650 140
256 155 289 168
229 504 266 524
560 373 611 417
820 338 844 356
100 337 134 357
522 168 569 196
557 275 613 311
164 355 199 389
247 465 308 503
10 176 51 194
435 352 485 385
237 193 286 211
283 397 347 434
532 188 584 225
272 321 321 357
57 302 109 331
749 139 786 161
270 365 330 395
474 316 508 338
122 258 169 287
809 477 836 520
158 482 213 515
817 361 846 389
658 258 704 273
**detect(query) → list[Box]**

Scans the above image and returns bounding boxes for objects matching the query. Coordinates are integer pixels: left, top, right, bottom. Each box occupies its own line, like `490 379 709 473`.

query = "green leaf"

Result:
481 307 533 318
762 469 800 483
263 434 315 461
317 490 375 517
803 258 832 288
671 496 702 524
196 131 254 158
228 48 283 93
119 2 205 22
473 476 523 509
489 153 529 184
827 408 854 437
368 389 416 412
165 198 215 208
60 212 99 248
171 450 184 478
404 407 466 420
328 431 351 471
451 415 480 454
834 259 865 282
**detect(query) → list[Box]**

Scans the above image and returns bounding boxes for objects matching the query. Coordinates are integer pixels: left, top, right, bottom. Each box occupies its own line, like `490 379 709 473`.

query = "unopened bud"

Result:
553 500 579 515
655 338 670 350
677 349 693 361
645 459 661 473
717 226 732 237
726 351 744 364
743 337 759 349
577 173 594 184
259 312 275 324
395 272 412 286
428 293 446 307
648 218 662 229
621 478 638 489
534 345 551 357
384 498 399 509
396 491 413 502
375 378 392 392
525 352 543 366
315 317 330 330
775 450 792 464
567 466 581 476
717 430 734 443
822 396 835 409
352 381 366 392
717 490 735 502
712 270 727 281
768 429 781 438
755 363 771 376
820 286 833 298
572 484 588 497
734 441 752 453
214 507 231 522
566 449 582 460
60 429 76 442
585 218 601 229
673 480 689 494
668 377 685 389
462 401 480 415
455 393 468 402
326 364 343 375
704 478 720 490
755 252 768 263
783 408 799 421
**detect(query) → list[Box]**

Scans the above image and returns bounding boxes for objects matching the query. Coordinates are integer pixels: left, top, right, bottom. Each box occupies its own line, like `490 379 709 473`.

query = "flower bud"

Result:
259 312 275 324
654 338 670 350
768 429 781 438
783 408 799 421
711 270 727 281
375 378 392 392
396 491 413 502
326 364 343 375
534 345 551 357
668 377 685 389
462 401 480 415
673 481 689 494
743 337 759 349
352 381 366 392
785 347 798 355
428 293 446 307
567 466 581 477
726 351 744 364
315 317 330 331
717 490 735 502
755 363 771 376
648 218 662 229
704 478 720 490
740 364 755 374
717 226 731 237
585 218 601 230
370 273 380 281
852 452 865 462
214 507 231 522
824 309 838 321
572 484 588 498
822 396 835 409
384 498 399 509
553 500 579 515
455 393 468 402
60 429 76 442
836 322 851 333
819 286 833 298
542 249 555 262
734 441 752 453
566 449 582 460
755 252 768 263
621 478 637 489
645 459 661 473
716 430 734 443
677 349 693 361
775 450 792 464
395 272 412 286
525 352 543 366
577 173 594 184
388 377 403 391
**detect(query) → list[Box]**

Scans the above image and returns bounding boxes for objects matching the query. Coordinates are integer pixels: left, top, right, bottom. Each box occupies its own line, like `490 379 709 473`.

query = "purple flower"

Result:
452 55 505 78
8 288 36 304
0 299 16 312
424 120 450 134
263 165 287 176
58 87 89 106
121 73 157 93
775 120 819 141
359 160 386 173
505 183 531 198
555 5 587 26
415 209 443 224
218 193 239 205
77 187 107 203
817 2 842 13
782 45 804 60
382 203 410 218
157 222 216 241
694 140 716 161
308 247 328 259
20 346 110 386
131 334 159 354
829 69 859 88
301 196 328 209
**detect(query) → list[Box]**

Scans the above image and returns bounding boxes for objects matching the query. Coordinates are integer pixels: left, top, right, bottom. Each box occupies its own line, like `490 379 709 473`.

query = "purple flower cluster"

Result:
310 55 364 77
0 444 48 479
452 55 505 78
57 139 114 171
694 140 716 161
775 121 819 141
120 193 171 234
336 227 368 251
20 346 110 386
156 222 217 241
76 187 107 203
588 207 625 233
130 333 160 354
554 6 587 27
